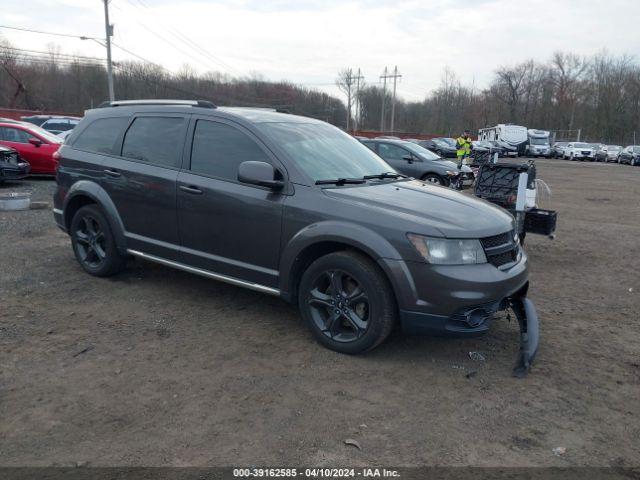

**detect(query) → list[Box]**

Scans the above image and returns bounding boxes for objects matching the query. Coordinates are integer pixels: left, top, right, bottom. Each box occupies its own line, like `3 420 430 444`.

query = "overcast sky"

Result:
1 0 639 102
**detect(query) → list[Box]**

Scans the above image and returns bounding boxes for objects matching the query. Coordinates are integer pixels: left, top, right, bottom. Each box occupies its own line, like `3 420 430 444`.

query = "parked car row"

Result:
21 115 81 135
0 119 63 175
361 138 475 187
551 141 639 165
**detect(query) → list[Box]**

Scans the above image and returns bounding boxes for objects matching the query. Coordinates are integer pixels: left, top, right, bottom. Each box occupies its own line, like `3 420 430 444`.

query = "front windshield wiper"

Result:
363 172 408 180
315 178 366 186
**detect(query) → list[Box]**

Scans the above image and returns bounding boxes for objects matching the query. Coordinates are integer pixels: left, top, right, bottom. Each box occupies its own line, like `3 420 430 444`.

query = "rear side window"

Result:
122 117 185 168
0 127 31 143
73 117 128 155
190 120 270 181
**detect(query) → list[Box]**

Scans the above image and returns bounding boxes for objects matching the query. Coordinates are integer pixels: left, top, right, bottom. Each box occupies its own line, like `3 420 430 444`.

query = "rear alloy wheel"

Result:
298 251 396 354
70 204 126 277
422 173 445 185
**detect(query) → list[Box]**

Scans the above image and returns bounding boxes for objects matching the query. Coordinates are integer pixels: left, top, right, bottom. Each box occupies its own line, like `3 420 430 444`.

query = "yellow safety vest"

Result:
456 136 471 156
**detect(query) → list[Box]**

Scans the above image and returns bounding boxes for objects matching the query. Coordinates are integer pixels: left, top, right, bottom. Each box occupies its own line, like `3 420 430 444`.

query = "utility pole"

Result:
380 67 388 132
352 68 364 132
103 0 115 102
389 66 402 133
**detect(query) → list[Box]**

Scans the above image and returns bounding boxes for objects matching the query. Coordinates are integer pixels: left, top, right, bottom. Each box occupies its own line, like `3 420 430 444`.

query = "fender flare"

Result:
278 220 404 300
63 180 127 254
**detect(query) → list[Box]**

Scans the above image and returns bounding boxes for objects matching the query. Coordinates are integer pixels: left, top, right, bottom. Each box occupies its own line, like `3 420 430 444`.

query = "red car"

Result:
0 121 63 174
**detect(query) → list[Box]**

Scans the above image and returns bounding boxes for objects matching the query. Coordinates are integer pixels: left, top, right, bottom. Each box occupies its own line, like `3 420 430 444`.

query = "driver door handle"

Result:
104 169 121 178
179 185 203 195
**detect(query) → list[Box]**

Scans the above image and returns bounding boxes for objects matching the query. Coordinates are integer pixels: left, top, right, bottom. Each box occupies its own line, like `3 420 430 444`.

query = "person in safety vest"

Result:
456 130 472 164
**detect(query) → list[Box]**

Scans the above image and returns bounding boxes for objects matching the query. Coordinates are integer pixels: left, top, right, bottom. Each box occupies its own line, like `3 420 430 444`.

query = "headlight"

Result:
407 234 487 265
444 170 458 176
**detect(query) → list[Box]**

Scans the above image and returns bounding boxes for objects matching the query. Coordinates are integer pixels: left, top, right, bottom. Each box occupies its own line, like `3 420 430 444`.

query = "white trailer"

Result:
526 129 551 157
478 124 528 156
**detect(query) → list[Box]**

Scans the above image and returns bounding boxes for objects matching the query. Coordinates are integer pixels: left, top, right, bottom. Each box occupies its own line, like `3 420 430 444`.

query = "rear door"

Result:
176 117 285 288
100 114 188 260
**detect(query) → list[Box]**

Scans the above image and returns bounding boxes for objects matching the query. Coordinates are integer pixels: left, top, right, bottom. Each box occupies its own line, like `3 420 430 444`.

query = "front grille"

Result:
481 231 511 249
481 230 519 268
487 249 518 267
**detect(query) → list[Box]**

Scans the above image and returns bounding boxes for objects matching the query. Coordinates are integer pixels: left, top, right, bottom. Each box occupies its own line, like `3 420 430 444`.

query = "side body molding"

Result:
63 180 128 254
278 220 406 302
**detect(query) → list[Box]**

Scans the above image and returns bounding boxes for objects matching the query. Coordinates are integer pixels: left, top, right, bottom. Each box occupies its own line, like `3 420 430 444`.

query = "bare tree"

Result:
336 68 354 130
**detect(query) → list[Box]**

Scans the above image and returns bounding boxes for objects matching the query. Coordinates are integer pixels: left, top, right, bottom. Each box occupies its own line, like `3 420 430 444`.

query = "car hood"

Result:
323 179 514 238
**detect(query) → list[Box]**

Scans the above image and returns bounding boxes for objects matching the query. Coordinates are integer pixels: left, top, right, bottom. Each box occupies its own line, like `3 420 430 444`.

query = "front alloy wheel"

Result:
307 270 370 343
298 251 396 354
423 173 444 185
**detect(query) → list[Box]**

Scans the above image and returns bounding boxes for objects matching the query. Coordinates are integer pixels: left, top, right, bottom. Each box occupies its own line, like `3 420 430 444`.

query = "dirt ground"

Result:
1 159 639 468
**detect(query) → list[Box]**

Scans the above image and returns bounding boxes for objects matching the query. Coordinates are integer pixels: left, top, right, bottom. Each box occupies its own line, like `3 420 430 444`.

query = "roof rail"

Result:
97 99 217 109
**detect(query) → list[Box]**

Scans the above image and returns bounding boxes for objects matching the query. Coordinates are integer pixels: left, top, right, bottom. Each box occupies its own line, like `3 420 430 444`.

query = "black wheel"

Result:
298 251 397 354
422 173 445 185
70 204 126 277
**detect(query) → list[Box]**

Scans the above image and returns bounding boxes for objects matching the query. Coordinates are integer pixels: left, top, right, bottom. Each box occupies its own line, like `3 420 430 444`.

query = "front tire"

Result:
298 251 397 354
422 173 445 185
70 204 126 277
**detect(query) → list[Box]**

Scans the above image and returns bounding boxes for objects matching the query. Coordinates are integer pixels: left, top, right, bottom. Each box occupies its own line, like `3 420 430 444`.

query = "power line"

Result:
111 41 170 73
1 46 106 62
111 0 239 76
0 24 99 40
124 0 242 75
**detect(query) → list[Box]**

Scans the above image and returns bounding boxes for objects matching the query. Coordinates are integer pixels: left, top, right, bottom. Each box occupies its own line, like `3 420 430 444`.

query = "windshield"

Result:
28 124 63 144
529 137 548 145
260 122 394 182
572 142 590 148
607 145 621 151
402 142 441 160
633 146 640 153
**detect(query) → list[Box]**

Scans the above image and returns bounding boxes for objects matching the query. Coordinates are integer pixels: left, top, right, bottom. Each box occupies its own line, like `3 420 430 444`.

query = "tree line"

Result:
1 36 639 145
354 51 640 144
0 37 346 125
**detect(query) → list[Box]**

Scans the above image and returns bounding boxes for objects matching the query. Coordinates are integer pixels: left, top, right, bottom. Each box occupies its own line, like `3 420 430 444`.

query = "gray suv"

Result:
53 100 538 375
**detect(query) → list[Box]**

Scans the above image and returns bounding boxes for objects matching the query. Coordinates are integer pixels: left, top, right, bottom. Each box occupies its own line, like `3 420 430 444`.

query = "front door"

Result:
376 142 418 177
100 114 188 260
177 118 285 288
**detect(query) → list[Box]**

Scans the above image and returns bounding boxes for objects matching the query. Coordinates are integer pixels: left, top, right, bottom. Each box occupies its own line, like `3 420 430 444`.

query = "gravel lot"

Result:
1 160 639 467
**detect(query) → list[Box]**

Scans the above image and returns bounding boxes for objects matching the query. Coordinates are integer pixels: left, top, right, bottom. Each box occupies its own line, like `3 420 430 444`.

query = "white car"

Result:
563 142 595 161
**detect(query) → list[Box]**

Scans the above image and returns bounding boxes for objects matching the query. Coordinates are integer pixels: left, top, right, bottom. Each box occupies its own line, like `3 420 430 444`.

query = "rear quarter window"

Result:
72 117 129 155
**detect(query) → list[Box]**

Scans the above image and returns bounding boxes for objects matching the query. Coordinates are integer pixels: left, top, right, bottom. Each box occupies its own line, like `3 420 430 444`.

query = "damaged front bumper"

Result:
509 293 539 378
399 284 540 377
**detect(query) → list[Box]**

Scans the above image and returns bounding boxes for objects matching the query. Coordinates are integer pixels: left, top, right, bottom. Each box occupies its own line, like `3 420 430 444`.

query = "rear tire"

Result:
70 204 126 277
298 251 397 354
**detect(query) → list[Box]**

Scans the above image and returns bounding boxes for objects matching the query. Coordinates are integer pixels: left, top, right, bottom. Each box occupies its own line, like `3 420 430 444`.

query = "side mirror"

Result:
28 137 43 147
402 155 414 163
238 161 284 190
